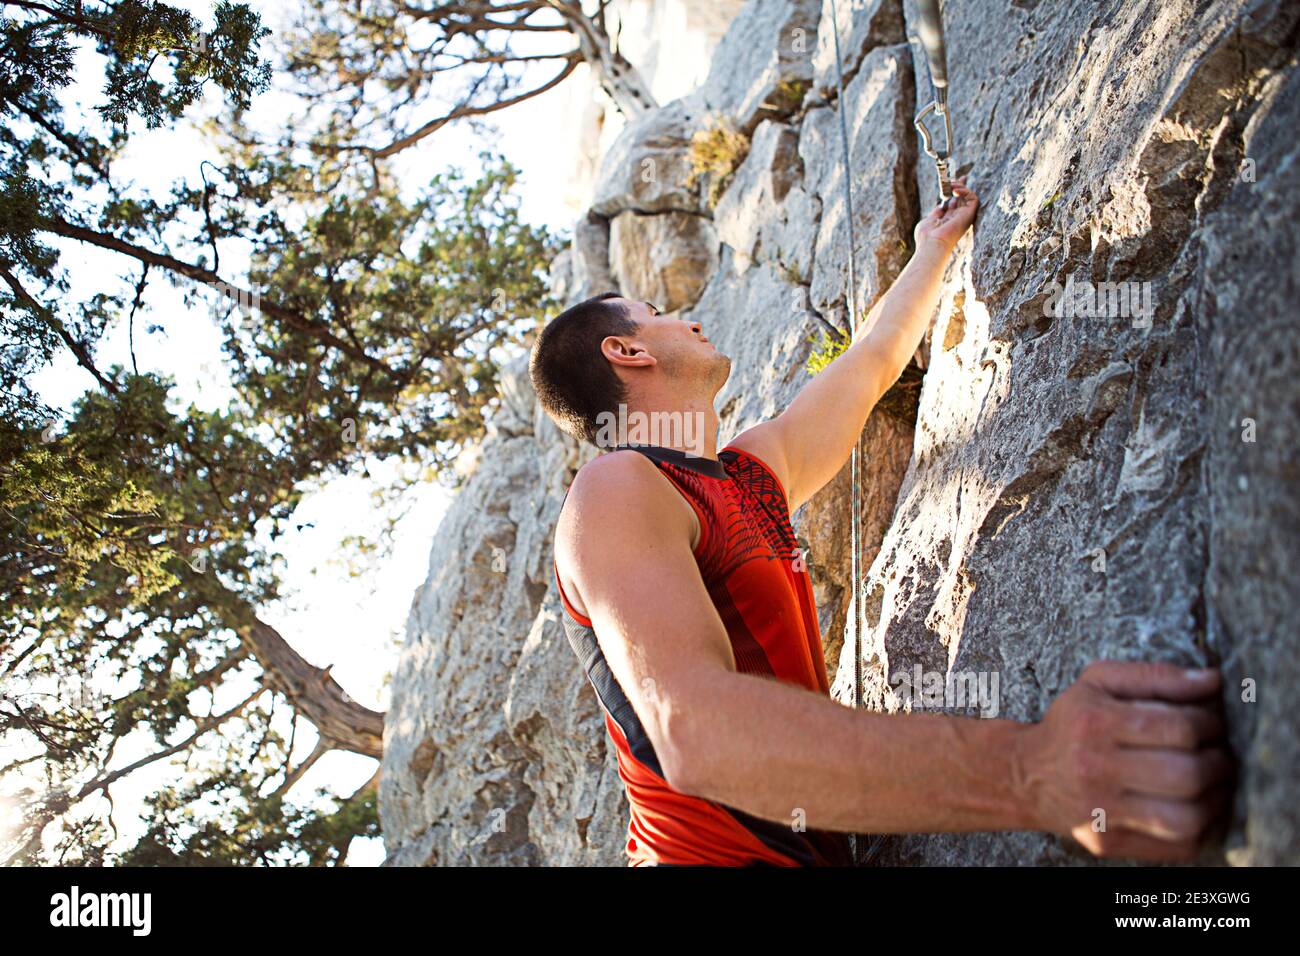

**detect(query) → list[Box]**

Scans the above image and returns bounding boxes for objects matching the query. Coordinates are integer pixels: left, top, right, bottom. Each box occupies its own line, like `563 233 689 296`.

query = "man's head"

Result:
529 292 730 446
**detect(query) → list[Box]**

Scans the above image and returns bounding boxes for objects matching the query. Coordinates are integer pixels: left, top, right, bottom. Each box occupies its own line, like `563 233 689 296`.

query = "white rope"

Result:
826 0 862 714
824 0 956 872
826 0 874 867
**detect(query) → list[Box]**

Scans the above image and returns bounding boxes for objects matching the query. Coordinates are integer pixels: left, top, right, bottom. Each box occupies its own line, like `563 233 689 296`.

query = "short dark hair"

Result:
529 292 638 445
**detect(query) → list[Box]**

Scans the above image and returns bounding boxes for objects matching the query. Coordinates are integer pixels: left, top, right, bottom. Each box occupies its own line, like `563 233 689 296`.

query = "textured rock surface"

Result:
837 0 1300 866
1200 49 1300 865
383 0 1299 866
713 119 818 279
803 40 918 324
539 0 748 217
590 96 711 218
700 0 823 134
381 360 554 865
609 211 719 311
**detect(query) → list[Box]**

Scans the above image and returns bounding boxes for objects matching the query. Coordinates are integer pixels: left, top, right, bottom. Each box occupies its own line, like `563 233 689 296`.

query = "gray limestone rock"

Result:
609 210 719 312
700 0 824 134
834 0 1300 866
713 119 819 281
803 41 919 326
590 95 710 218
812 0 907 97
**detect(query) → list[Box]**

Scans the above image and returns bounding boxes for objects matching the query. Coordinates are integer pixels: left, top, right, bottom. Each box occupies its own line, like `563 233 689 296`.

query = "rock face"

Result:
837 0 1300 868
700 0 823 134
609 211 719 311
545 0 748 217
382 0 1300 866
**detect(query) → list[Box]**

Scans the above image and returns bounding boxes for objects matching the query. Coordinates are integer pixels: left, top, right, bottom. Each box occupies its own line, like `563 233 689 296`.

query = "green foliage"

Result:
2 375 283 632
805 328 851 376
186 144 558 475
0 0 558 866
765 77 808 116
687 116 750 209
1 414 178 605
0 1 271 427
96 0 270 128
118 758 379 866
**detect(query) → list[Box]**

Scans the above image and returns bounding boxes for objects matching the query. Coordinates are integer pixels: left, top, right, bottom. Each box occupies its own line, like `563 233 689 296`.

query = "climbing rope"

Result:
826 0 862 714
825 0 957 868
827 0 881 868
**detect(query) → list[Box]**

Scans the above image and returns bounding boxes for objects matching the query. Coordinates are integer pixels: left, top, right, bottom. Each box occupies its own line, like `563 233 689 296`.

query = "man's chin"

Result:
712 351 732 386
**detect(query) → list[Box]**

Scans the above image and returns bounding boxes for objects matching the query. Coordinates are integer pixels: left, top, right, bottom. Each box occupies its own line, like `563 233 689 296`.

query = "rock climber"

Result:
528 179 1233 867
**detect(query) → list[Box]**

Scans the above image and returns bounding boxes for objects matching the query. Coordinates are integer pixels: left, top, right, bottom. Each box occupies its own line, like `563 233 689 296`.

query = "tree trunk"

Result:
552 1 658 116
233 605 385 760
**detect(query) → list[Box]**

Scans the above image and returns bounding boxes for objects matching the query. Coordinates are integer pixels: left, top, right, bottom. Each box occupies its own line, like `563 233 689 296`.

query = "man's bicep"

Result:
561 461 736 776
574 482 736 691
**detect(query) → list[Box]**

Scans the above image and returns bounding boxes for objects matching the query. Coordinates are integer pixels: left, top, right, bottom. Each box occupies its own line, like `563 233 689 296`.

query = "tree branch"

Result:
325 52 581 159
188 646 252 693
39 216 395 376
0 267 119 394
268 736 328 799
546 0 656 116
0 683 265 866
78 685 265 800
8 0 113 38
126 261 148 376
12 99 112 181
232 604 384 760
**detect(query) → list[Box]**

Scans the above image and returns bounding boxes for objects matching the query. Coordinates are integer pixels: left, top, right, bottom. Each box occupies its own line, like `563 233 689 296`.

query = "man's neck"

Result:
607 396 719 461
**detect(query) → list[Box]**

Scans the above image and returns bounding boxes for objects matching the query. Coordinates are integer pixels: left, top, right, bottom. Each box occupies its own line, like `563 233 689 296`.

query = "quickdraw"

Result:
913 0 958 209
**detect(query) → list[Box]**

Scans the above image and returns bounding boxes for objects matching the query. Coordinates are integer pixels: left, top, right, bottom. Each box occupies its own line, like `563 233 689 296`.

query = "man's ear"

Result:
601 334 657 370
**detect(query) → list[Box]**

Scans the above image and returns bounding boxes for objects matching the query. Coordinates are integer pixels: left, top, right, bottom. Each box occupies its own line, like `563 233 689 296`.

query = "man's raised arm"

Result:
731 181 976 512
556 451 1233 860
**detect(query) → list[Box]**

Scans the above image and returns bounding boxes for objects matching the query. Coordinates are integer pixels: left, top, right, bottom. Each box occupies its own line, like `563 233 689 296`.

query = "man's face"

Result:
616 298 731 390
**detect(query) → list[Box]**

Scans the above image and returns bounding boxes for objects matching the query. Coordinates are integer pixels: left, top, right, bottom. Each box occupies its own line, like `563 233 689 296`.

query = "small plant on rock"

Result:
687 116 751 208
805 328 851 376
763 77 809 117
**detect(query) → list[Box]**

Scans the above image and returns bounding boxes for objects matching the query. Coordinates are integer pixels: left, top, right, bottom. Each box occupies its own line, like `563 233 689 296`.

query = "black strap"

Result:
608 443 728 480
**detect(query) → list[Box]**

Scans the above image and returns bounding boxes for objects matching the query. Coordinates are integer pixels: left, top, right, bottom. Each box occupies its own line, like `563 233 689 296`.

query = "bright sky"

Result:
9 0 594 865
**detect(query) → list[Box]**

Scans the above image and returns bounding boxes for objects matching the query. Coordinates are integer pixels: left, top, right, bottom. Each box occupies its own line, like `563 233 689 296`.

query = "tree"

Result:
0 0 560 864
279 0 657 174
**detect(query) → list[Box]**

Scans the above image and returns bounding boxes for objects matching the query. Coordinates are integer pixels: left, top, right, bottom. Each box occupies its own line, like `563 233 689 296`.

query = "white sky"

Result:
9 0 593 865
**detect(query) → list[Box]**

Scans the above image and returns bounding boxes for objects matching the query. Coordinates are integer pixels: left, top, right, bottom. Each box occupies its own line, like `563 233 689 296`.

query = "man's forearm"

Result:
852 237 950 393
771 238 953 509
676 667 1039 835
808 238 950 420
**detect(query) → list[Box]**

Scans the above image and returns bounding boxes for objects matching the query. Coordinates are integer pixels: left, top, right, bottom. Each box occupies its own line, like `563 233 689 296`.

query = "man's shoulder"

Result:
559 450 675 533
557 449 695 556
566 448 663 506
554 452 666 624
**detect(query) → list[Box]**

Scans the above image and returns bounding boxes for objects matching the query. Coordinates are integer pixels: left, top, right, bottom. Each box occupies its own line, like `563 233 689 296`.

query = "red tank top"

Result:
553 442 853 866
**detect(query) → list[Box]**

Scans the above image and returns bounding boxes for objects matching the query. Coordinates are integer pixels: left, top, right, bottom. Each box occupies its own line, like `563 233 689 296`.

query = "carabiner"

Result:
914 92 954 204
